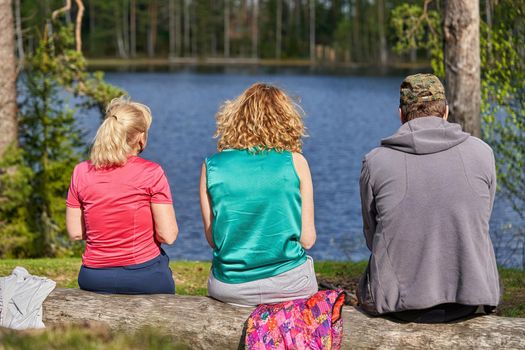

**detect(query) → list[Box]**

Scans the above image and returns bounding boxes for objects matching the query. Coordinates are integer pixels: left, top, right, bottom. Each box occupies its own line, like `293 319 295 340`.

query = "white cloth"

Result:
0 266 56 329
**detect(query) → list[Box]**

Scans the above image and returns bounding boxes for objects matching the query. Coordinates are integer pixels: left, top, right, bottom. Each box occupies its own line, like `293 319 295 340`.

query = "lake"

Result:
79 70 523 267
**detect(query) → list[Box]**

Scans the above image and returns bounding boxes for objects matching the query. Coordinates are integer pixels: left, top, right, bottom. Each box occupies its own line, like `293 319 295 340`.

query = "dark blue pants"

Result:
78 250 175 294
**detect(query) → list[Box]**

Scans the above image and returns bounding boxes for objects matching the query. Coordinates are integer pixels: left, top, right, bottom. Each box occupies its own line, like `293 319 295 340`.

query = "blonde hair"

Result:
90 97 152 168
214 83 306 152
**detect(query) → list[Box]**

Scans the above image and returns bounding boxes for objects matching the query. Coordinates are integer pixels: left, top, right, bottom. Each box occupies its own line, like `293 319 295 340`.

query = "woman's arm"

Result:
151 203 179 245
66 207 85 241
293 153 316 249
292 152 317 249
199 162 216 249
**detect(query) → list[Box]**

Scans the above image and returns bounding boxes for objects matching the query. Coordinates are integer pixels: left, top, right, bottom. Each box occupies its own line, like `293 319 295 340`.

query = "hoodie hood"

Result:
381 117 470 155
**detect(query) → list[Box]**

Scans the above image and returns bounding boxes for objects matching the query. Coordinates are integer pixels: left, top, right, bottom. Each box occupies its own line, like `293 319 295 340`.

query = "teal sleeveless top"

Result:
206 149 307 284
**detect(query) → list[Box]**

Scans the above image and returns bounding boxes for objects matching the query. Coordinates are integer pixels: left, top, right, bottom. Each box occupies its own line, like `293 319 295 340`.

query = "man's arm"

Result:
360 158 377 251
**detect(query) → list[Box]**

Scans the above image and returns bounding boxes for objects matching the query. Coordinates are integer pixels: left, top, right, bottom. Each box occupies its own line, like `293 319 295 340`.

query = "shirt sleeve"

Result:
149 166 173 204
66 165 81 208
360 158 377 251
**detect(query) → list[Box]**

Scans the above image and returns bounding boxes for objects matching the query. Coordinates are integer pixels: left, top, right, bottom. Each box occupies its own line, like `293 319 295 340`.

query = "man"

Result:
357 74 500 323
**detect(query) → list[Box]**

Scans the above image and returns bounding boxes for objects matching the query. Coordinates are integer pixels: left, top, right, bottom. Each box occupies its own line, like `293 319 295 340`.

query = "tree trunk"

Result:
184 0 190 56
130 0 136 57
147 0 158 58
485 0 492 63
43 289 525 350
51 0 71 20
224 0 230 58
251 0 258 59
176 0 182 57
115 1 128 59
89 0 95 54
0 0 17 156
443 0 481 137
14 0 23 66
191 2 196 56
122 0 130 56
377 0 387 66
169 0 176 57
276 0 282 59
74 0 84 52
352 0 360 62
309 0 315 62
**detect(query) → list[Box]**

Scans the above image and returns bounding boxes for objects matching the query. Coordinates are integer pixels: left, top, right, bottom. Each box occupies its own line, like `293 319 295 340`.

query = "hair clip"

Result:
111 115 118 121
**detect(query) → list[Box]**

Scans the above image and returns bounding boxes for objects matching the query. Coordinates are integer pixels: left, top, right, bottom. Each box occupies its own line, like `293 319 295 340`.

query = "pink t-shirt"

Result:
66 156 173 268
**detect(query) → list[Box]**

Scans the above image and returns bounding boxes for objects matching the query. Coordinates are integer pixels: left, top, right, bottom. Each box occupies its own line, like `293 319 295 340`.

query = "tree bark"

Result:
224 0 230 58
0 0 17 156
14 0 23 66
89 0 95 54
175 0 182 57
122 0 130 55
377 0 387 66
169 0 176 57
352 0 360 62
74 0 84 52
115 1 128 58
130 0 136 57
276 0 282 59
147 0 158 58
184 0 190 56
443 0 481 137
52 0 71 20
485 0 492 63
309 0 315 62
190 1 196 56
251 0 258 59
43 289 525 350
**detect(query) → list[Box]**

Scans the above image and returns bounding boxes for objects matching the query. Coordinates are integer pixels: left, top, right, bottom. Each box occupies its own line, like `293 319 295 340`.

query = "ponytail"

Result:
90 97 152 168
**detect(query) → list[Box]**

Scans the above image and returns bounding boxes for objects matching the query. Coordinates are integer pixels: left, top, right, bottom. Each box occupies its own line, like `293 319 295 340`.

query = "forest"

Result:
11 0 522 65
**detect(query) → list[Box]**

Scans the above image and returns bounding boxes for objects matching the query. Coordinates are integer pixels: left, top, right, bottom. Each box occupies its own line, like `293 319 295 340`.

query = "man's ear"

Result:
443 104 449 121
399 108 405 124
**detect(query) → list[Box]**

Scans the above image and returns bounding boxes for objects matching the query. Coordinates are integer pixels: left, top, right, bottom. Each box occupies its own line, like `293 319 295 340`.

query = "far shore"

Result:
86 57 432 72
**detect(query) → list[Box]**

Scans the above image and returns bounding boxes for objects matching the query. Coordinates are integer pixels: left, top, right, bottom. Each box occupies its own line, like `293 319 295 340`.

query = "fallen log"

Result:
43 289 525 349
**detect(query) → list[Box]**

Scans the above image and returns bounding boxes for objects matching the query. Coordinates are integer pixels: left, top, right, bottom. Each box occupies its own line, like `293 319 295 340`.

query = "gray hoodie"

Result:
357 116 500 315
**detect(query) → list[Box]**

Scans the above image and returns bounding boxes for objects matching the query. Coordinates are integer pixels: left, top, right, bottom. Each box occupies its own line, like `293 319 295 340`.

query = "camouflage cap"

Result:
399 73 446 106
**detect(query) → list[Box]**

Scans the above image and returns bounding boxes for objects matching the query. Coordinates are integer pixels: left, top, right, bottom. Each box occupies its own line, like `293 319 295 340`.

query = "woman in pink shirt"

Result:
66 97 178 294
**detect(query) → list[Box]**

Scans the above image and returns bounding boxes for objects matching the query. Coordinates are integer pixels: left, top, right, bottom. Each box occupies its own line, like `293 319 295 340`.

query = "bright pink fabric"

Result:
245 290 346 350
66 156 173 268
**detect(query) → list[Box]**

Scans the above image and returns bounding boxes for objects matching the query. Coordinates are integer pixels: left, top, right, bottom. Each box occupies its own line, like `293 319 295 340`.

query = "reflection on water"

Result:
78 71 523 267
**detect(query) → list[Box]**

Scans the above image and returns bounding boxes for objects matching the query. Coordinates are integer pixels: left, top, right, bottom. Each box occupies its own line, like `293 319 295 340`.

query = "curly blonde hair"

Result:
214 83 306 152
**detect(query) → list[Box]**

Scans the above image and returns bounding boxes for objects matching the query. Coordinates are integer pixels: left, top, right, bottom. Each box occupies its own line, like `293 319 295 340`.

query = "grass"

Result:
0 324 191 350
0 259 523 318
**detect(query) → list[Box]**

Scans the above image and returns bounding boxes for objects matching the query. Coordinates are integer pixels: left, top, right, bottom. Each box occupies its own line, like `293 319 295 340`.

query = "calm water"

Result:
79 71 523 267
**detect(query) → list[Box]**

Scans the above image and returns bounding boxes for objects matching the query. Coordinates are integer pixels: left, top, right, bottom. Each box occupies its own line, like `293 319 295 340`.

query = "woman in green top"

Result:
200 83 318 306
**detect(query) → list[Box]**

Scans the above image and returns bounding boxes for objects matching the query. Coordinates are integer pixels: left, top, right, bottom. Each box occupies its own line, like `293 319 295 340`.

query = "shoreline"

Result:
86 57 432 73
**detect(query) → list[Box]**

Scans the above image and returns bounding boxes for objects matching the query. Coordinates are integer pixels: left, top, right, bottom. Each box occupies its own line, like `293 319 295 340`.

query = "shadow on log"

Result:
43 289 525 349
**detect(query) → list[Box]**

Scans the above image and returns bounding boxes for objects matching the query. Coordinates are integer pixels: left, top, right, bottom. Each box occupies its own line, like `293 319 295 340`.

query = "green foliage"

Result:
481 22 525 220
0 22 124 258
391 3 443 76
0 146 34 257
333 19 352 61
